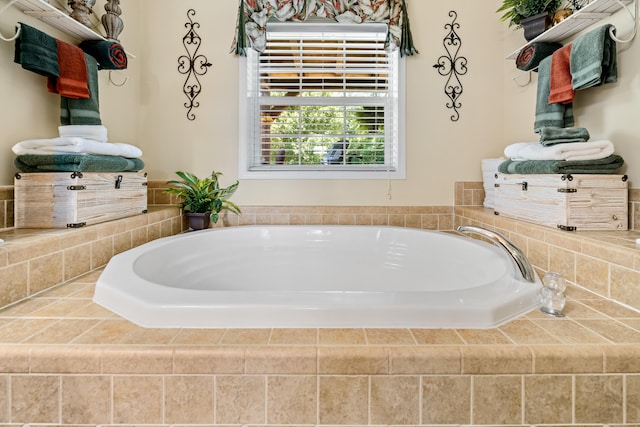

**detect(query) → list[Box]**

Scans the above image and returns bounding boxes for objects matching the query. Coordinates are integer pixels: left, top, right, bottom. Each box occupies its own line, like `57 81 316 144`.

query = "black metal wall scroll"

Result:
178 9 212 121
433 11 467 122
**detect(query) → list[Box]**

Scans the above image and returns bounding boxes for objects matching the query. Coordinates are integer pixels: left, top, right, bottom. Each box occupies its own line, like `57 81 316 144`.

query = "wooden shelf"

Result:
506 0 635 59
7 0 105 41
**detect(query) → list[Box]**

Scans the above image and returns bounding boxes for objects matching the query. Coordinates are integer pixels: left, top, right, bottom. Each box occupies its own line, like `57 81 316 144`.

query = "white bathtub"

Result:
94 225 542 328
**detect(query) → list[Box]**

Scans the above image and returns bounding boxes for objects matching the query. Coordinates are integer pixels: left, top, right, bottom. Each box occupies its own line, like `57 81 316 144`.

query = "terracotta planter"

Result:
521 12 552 41
186 211 211 230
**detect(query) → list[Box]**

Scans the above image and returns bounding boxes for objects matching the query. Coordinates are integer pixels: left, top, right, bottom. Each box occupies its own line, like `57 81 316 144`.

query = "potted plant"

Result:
497 0 563 40
164 170 241 230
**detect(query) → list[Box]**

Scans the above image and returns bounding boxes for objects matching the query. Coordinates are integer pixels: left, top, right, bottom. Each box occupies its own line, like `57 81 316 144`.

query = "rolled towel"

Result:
13 22 59 78
12 137 142 158
504 140 614 162
539 127 590 146
59 125 108 142
516 42 563 72
498 154 624 174
78 40 128 70
571 24 617 90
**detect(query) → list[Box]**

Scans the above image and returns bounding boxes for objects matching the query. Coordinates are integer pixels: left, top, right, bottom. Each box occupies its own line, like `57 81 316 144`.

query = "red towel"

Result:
548 44 574 104
47 39 89 99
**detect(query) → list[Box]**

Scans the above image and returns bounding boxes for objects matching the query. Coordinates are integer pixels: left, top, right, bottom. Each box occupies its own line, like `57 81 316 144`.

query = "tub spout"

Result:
456 225 536 283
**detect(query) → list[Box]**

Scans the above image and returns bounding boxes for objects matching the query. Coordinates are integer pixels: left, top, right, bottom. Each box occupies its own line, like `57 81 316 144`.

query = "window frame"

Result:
238 22 406 180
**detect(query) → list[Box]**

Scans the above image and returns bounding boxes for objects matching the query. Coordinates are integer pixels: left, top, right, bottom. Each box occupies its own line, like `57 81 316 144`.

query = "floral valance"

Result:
231 0 418 57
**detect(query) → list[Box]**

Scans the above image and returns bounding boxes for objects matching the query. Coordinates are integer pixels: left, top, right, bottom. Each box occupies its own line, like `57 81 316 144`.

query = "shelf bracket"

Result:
609 0 637 43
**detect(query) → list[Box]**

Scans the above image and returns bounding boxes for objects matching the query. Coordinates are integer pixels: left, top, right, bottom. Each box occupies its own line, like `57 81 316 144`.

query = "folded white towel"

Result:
58 125 108 142
504 140 614 162
12 137 142 158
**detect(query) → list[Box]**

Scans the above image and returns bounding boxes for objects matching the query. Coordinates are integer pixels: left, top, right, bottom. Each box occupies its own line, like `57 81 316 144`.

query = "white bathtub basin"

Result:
94 225 542 328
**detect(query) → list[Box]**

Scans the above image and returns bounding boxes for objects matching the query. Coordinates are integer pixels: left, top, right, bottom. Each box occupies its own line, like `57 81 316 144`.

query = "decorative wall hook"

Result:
433 11 468 122
177 9 212 121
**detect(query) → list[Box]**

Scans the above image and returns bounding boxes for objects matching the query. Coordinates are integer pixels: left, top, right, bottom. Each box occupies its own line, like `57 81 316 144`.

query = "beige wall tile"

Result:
579 319 640 344
604 345 640 373
0 376 7 422
173 347 244 374
61 375 110 424
165 375 214 424
462 346 532 374
113 376 163 424
245 346 316 374
532 345 603 374
549 245 576 283
0 263 27 307
267 376 316 425
220 328 271 345
319 375 368 425
611 264 640 309
576 254 610 297
11 375 60 423
62 244 91 282
456 328 512 345
473 375 522 425
528 238 550 271
269 328 317 345
422 375 470 425
534 319 610 344
215 375 265 424
575 374 623 424
30 345 101 373
365 328 415 345
90 237 113 269
628 374 640 423
499 319 563 345
411 328 465 345
0 346 29 373
370 375 419 425
319 347 388 374
28 252 63 295
524 375 572 424
0 318 57 343
318 328 366 345
100 346 173 374
389 347 461 375
72 319 140 345
170 328 225 345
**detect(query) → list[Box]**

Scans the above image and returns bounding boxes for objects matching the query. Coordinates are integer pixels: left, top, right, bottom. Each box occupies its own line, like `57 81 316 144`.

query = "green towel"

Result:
498 154 624 174
14 154 144 173
539 126 590 146
60 54 101 125
14 22 59 78
571 24 617 90
78 40 128 70
516 42 563 72
534 56 574 133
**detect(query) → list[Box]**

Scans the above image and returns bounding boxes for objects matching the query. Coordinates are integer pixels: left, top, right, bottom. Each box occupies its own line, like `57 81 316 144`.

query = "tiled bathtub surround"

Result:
0 273 640 425
0 180 639 425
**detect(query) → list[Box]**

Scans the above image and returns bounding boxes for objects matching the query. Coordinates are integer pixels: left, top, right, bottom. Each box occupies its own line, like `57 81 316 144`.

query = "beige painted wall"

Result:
0 0 637 206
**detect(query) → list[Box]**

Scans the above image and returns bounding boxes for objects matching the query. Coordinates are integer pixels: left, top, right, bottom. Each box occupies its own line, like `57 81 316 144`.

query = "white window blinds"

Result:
241 22 402 178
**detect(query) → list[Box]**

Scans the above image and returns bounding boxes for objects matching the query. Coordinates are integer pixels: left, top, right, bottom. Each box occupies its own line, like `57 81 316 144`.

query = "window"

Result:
239 21 405 179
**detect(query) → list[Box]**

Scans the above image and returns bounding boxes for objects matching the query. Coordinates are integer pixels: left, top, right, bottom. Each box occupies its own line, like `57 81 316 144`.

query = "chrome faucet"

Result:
456 225 537 283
